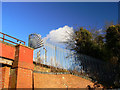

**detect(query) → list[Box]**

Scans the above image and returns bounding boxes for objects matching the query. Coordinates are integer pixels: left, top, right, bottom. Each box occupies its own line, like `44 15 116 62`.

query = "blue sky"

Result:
2 2 118 45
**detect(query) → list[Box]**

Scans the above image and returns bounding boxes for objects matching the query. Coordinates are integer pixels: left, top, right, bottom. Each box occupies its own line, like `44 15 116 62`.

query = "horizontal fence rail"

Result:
0 32 25 45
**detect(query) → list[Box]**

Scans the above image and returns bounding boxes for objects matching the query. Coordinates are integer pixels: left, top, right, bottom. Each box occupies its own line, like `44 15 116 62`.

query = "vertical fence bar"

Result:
62 50 63 69
55 46 57 71
46 45 48 66
45 48 47 65
50 44 52 70
46 45 47 65
58 46 60 69
65 49 67 70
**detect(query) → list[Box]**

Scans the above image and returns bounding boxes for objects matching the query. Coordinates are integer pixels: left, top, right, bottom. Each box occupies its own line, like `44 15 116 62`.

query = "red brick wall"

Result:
16 68 33 88
18 45 33 64
0 67 10 88
34 73 94 88
12 44 34 88
0 43 15 60
9 69 16 88
0 42 99 89
0 67 2 89
0 42 34 89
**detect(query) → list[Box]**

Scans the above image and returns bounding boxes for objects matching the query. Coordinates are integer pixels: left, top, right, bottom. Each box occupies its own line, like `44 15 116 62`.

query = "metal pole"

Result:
55 46 57 71
45 48 47 65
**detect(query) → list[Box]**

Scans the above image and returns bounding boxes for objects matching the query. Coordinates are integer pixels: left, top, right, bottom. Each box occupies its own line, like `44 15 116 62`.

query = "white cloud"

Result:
43 25 74 43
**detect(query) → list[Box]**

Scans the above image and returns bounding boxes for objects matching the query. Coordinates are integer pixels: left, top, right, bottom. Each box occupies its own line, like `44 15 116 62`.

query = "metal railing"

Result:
34 45 118 87
34 41 73 71
30 33 120 88
0 32 25 45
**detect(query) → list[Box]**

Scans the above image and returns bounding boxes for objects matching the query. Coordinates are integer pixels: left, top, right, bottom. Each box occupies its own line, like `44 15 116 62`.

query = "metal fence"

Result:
80 54 120 88
33 41 75 71
30 33 120 87
33 40 109 72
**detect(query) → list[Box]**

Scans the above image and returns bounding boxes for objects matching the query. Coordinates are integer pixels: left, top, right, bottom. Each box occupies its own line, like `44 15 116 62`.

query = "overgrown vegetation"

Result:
65 24 120 88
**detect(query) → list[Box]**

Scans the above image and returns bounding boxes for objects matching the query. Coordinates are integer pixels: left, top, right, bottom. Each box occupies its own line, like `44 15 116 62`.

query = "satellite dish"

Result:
28 33 43 49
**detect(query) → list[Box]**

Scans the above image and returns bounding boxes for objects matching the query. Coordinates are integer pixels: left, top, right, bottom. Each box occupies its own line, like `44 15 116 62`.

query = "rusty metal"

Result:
0 32 25 45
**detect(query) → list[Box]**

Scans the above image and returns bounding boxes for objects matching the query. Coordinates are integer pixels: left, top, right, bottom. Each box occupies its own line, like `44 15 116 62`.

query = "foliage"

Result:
73 27 93 55
106 25 120 60
105 25 120 88
66 25 120 88
66 27 105 60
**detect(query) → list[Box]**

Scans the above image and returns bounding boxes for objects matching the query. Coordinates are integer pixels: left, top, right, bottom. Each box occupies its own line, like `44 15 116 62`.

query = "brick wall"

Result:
16 68 33 88
12 44 34 88
0 41 103 89
0 66 97 89
9 68 17 88
0 66 10 88
0 42 15 60
0 41 34 89
34 73 94 88
0 66 2 89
